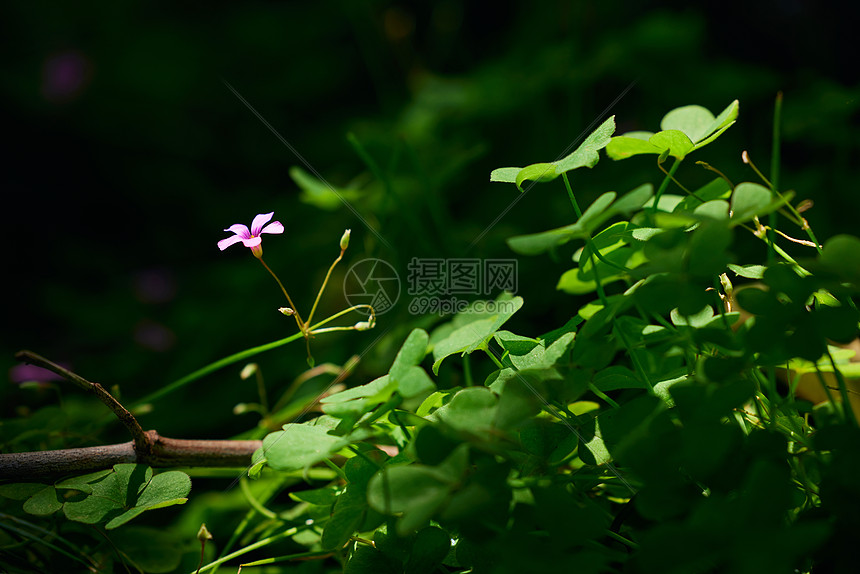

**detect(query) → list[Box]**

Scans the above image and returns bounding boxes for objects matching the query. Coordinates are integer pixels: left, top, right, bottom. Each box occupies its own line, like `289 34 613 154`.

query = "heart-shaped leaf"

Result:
490 116 615 189
258 423 342 472
607 101 738 160
430 293 523 374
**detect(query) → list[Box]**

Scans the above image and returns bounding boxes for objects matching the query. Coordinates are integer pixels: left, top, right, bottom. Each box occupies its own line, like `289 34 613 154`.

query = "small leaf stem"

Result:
561 173 629 272
485 349 506 370
768 92 783 264
239 478 278 519
561 172 583 218
612 326 654 393
588 383 620 409
826 347 859 427
605 529 640 550
651 157 682 220
812 364 841 419
463 353 474 386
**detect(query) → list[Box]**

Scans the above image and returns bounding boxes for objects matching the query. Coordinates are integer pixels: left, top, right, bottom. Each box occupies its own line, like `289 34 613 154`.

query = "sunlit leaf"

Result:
490 116 615 189
430 293 523 373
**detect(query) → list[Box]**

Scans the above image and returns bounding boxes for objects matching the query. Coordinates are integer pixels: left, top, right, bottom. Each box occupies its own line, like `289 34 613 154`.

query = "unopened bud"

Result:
353 317 376 331
797 199 814 213
240 363 258 380
719 273 733 296
197 523 213 542
279 307 295 316
340 229 351 251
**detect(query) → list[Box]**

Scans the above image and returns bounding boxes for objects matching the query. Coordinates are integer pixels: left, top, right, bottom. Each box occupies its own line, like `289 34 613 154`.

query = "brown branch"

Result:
0 431 262 482
15 350 151 455
6 351 262 482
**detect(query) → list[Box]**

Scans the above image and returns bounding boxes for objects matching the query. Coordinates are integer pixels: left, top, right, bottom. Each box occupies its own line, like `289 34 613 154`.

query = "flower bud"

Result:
353 316 376 331
197 523 213 542
279 307 295 316
340 229 351 251
240 363 258 380
719 273 733 298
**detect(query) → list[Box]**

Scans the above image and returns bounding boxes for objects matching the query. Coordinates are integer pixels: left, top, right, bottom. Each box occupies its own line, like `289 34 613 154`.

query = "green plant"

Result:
3 97 859 573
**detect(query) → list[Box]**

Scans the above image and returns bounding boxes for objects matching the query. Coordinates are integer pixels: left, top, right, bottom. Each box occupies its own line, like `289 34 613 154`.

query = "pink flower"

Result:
218 212 284 258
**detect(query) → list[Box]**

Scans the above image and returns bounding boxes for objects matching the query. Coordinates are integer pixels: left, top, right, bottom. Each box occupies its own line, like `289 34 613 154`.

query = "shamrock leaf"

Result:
490 116 615 189
607 100 738 160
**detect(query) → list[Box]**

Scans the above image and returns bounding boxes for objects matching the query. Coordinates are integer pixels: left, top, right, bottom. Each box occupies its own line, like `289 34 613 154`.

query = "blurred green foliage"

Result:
3 0 858 438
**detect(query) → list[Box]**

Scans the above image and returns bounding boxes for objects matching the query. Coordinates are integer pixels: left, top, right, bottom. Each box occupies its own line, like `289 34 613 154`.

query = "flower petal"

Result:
218 235 245 251
251 212 274 236
241 236 263 248
224 224 251 239
260 221 284 235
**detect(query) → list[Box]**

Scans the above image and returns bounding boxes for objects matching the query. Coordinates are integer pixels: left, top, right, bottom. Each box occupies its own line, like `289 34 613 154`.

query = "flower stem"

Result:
308 305 376 332
258 257 305 332
306 248 345 328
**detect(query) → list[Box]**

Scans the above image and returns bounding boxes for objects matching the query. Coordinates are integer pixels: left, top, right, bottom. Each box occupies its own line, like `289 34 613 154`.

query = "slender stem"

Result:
309 326 362 334
463 354 474 386
485 349 505 370
613 326 653 392
589 245 630 272
651 157 682 220
561 173 614 303
743 150 822 253
742 151 773 188
771 92 783 197
258 257 305 331
826 348 859 427
561 173 583 218
306 248 345 328
768 92 783 265
605 529 640 550
237 551 334 569
255 368 269 415
240 477 278 519
657 159 692 195
588 383 620 409
131 332 305 407
308 305 376 332
812 365 839 413
695 161 735 189
0 514 98 569
196 526 307 574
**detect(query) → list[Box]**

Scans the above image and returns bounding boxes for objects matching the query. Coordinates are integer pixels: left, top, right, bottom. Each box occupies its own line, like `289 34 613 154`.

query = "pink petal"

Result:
241 236 263 248
225 224 251 239
218 235 245 251
260 221 284 235
250 212 274 236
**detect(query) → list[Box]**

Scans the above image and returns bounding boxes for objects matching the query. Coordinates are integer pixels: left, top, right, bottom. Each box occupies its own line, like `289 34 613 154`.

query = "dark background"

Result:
3 0 858 442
